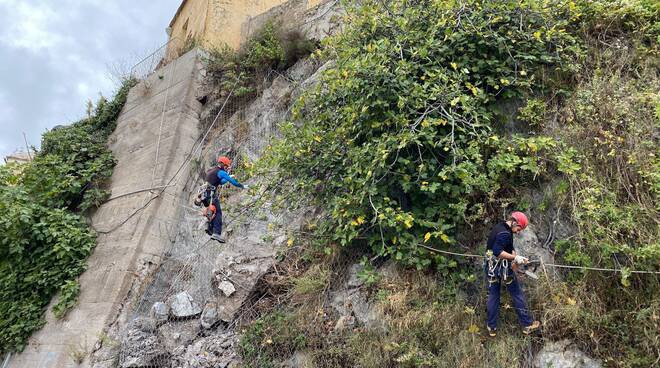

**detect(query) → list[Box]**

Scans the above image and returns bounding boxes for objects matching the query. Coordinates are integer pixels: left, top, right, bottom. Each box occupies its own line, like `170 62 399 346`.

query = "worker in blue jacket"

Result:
198 155 246 243
485 211 540 337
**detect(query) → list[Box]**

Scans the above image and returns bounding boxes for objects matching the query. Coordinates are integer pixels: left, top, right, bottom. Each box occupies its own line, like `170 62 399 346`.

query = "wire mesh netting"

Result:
130 38 185 81
115 57 323 368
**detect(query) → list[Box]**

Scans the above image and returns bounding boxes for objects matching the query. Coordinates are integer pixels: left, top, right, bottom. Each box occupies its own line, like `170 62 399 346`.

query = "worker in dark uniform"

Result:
196 156 246 242
485 211 540 336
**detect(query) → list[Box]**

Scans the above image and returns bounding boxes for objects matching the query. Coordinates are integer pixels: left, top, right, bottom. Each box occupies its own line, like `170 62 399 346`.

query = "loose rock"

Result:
535 340 601 368
172 332 240 368
158 319 200 352
168 292 202 318
200 302 223 329
218 281 236 297
151 302 170 324
119 319 168 368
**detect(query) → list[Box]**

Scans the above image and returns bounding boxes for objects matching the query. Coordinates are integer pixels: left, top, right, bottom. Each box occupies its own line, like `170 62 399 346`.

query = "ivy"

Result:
0 78 136 353
263 0 581 271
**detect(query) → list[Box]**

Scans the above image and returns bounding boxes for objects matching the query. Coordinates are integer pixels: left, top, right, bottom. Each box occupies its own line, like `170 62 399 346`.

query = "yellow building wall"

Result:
168 0 209 54
166 0 328 59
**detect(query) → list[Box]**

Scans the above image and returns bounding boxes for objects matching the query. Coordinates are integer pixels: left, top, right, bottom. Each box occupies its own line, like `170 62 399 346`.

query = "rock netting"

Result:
171 333 240 368
169 292 203 318
119 318 169 368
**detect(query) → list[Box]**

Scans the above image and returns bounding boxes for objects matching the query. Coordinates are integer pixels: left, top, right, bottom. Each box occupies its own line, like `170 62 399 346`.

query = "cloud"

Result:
0 2 65 52
0 0 182 157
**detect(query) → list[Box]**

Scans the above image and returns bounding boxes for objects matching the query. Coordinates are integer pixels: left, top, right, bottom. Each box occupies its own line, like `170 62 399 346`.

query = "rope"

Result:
151 56 178 188
105 184 176 202
95 89 235 234
416 243 660 275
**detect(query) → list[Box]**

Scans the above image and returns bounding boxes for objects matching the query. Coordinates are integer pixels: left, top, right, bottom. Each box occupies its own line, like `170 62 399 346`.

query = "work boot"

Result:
210 234 225 243
522 320 541 335
487 326 497 337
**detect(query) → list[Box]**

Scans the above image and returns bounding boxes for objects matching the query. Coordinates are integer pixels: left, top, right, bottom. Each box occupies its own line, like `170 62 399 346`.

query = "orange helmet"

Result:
217 156 232 167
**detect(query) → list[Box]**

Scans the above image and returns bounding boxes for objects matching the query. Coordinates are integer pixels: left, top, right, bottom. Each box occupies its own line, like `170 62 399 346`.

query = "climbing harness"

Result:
194 184 216 208
193 183 219 235
485 249 514 285
485 250 541 282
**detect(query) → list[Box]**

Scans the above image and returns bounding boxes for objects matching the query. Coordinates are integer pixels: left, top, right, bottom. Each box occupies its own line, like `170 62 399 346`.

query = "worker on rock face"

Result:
484 211 540 337
196 156 246 243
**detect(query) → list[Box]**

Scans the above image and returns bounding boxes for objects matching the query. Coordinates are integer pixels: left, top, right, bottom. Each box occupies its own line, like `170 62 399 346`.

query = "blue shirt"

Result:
217 169 244 189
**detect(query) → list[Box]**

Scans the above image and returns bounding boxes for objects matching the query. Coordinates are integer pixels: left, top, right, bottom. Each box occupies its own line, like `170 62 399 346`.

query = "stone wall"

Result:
166 0 334 59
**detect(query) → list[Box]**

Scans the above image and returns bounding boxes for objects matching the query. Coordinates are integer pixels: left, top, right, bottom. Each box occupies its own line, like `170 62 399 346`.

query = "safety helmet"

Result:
511 211 529 230
217 156 232 167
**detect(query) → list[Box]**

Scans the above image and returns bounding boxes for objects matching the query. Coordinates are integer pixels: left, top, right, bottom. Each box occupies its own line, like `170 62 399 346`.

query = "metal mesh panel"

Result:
130 38 184 81
116 57 322 368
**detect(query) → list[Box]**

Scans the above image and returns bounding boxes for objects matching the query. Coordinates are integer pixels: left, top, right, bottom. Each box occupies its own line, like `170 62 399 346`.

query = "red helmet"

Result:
217 156 232 167
511 211 529 230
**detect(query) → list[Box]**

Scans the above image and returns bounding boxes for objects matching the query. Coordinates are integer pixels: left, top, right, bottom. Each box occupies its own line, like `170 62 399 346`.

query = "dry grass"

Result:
67 341 87 365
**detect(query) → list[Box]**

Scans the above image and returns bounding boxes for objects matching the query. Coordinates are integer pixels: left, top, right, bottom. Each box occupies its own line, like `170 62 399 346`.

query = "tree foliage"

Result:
0 78 135 353
260 0 658 364
265 0 582 270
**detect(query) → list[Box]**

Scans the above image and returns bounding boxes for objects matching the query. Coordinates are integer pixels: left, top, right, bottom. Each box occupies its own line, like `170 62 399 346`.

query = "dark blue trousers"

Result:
210 197 223 236
486 267 533 329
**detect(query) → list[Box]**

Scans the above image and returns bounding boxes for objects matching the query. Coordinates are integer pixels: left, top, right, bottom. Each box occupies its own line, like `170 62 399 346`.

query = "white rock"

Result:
218 281 236 297
535 340 601 368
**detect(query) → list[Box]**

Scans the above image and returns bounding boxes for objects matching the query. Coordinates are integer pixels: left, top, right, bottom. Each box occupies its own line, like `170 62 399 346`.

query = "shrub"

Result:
263 0 581 271
206 21 317 98
0 78 136 353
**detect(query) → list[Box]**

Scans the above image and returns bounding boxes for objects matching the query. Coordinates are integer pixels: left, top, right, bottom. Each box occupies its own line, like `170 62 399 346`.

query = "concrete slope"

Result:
9 49 205 368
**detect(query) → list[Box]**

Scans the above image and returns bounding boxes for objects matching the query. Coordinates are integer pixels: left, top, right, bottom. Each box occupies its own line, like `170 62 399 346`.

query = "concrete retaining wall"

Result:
8 49 205 368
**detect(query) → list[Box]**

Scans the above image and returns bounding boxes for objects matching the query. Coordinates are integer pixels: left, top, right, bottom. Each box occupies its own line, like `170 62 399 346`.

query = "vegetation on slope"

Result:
207 21 317 99
0 79 135 353
246 0 658 366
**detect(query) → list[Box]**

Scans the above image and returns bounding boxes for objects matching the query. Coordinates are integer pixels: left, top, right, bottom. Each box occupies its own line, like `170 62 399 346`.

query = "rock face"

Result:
535 340 602 368
172 333 240 368
329 264 380 328
169 292 203 318
514 226 556 277
101 6 343 367
119 318 168 368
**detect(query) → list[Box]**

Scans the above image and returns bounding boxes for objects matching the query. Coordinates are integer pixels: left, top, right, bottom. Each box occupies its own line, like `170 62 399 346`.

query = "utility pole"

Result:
22 132 33 161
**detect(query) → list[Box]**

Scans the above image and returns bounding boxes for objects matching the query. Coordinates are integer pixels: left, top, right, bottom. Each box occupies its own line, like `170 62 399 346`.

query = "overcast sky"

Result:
0 0 182 158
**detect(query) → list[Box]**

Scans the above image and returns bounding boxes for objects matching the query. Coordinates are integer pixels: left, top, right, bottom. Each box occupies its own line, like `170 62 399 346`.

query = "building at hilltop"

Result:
3 150 32 164
165 0 328 59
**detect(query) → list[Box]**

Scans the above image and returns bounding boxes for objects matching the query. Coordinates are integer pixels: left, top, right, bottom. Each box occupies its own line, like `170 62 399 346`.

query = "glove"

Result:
514 255 528 265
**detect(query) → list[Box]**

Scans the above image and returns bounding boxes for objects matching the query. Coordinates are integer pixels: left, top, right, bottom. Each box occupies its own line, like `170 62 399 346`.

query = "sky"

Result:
0 0 182 158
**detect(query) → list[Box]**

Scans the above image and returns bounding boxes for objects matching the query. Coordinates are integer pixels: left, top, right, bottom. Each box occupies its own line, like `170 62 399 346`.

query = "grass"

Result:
238 243 536 368
293 264 329 296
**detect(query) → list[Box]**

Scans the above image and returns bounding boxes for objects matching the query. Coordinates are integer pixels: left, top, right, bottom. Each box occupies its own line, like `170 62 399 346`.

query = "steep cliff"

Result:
6 1 657 367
